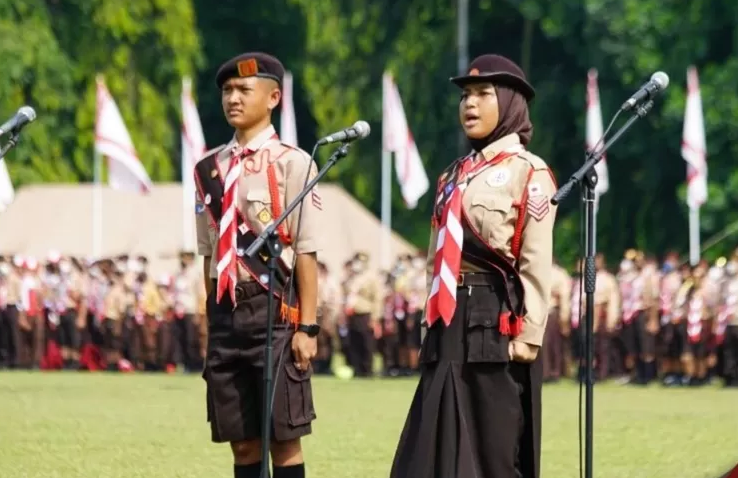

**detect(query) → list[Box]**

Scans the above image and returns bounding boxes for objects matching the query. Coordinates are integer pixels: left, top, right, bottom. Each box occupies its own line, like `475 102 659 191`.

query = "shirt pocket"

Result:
470 193 515 251
245 189 274 228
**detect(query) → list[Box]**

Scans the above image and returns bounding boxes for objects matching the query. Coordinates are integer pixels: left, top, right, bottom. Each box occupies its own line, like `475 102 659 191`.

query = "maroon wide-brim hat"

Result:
450 54 535 102
215 52 284 89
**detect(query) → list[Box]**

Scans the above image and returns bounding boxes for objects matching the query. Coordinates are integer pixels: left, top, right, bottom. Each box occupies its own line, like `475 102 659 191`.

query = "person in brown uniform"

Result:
593 254 620 381
658 253 684 385
101 265 127 371
172 250 203 372
719 251 738 387
313 261 339 375
0 256 22 368
617 250 658 384
343 251 381 377
543 260 571 382
391 55 557 478
195 52 321 478
679 263 711 385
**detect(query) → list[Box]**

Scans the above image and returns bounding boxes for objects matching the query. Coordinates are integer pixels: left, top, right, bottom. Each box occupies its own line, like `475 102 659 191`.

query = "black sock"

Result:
234 462 263 478
273 463 305 478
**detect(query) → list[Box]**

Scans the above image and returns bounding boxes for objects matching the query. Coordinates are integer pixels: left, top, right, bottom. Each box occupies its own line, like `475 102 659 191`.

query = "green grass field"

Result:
0 371 736 478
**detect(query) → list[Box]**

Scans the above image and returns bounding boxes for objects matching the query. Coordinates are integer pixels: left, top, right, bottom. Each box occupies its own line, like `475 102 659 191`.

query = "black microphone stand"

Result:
551 99 655 478
0 132 21 160
245 141 352 478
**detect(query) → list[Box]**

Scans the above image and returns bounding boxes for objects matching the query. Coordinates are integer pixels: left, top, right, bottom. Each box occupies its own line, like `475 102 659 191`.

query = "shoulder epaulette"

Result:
198 144 226 163
518 150 549 171
278 142 312 162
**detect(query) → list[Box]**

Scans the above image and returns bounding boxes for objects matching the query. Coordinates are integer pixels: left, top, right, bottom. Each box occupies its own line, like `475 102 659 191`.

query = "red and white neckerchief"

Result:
215 127 278 304
426 144 523 326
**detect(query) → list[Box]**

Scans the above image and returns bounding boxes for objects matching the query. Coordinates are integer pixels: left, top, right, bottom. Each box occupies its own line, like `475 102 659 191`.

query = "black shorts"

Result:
58 310 79 349
203 281 316 443
620 312 656 357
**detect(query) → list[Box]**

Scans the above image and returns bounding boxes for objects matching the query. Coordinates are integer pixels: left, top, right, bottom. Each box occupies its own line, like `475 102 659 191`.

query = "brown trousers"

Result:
348 313 374 377
19 314 44 368
542 309 563 380
0 305 21 367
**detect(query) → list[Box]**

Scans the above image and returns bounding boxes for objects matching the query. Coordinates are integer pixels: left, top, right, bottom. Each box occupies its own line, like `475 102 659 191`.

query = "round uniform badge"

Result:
486 168 510 187
204 194 212 205
259 274 269 285
236 248 245 257
195 203 205 214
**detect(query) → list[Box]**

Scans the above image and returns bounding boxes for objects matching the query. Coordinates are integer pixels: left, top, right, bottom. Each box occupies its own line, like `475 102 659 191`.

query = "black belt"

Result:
457 272 502 288
210 279 262 302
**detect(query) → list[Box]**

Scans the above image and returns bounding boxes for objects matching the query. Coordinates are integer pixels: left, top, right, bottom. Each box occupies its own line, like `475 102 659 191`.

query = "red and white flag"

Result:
181 77 206 248
382 73 429 209
280 71 298 147
681 66 707 209
586 69 609 209
95 76 152 193
0 158 13 212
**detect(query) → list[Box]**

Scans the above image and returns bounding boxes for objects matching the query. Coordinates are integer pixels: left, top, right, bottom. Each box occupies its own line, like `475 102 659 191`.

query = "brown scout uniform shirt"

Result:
595 271 620 332
550 264 572 329
345 269 382 319
173 265 202 316
195 124 322 281
425 134 557 346
103 280 127 321
3 269 22 306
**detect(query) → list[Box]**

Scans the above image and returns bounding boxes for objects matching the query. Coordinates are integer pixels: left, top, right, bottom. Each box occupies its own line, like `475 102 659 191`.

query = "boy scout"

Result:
195 52 322 478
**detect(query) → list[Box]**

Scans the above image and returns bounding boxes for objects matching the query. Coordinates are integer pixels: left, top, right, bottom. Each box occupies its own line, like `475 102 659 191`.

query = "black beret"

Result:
215 52 285 89
450 54 535 102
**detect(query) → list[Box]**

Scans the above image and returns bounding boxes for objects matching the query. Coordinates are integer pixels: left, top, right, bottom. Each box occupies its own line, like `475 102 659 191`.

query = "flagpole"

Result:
689 206 700 265
93 150 103 259
381 150 392 271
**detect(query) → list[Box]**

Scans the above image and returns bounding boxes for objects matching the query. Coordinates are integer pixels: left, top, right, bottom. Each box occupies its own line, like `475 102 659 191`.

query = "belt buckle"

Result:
457 273 465 287
235 285 245 302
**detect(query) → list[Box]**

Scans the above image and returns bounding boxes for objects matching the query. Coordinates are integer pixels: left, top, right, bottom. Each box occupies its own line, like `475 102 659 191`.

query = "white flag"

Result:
95 76 152 193
681 66 708 209
280 72 298 147
181 77 206 250
586 69 609 207
0 158 14 212
382 73 429 209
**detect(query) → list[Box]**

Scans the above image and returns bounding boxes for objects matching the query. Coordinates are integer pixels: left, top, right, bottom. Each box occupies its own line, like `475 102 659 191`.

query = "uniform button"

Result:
484 319 492 326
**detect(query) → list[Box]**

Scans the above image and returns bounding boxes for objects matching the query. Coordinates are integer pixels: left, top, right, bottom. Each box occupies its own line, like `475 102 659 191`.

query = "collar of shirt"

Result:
480 133 522 162
228 124 278 154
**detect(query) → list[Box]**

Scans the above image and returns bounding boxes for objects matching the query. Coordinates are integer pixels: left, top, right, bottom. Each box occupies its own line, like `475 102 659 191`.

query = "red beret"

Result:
215 52 284 89
450 54 535 102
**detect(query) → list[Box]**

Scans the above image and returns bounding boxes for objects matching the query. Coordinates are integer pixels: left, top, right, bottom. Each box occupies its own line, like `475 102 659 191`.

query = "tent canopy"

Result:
0 183 417 276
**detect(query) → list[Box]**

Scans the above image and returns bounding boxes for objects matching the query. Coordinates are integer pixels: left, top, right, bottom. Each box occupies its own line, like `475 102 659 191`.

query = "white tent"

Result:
0 183 418 276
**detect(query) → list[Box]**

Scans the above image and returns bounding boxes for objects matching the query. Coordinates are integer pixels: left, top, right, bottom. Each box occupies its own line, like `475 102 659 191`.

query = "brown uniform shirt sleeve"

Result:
195 188 213 258
284 151 322 254
516 168 558 347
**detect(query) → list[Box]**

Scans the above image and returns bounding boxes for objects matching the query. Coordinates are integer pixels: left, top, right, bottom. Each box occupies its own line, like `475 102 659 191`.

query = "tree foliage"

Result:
3 0 738 267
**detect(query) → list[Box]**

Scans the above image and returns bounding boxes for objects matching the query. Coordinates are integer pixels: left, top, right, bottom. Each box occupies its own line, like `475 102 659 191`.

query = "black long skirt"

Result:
390 284 542 478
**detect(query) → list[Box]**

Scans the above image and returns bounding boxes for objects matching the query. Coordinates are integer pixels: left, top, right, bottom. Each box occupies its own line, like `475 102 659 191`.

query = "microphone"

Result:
316 120 371 146
0 106 37 137
620 72 669 111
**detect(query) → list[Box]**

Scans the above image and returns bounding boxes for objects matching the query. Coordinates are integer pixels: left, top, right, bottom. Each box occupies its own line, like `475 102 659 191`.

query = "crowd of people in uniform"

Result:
1 247 737 387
